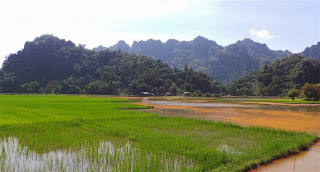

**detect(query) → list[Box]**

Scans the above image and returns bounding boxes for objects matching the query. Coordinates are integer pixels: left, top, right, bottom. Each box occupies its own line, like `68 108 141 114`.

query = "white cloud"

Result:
250 29 274 40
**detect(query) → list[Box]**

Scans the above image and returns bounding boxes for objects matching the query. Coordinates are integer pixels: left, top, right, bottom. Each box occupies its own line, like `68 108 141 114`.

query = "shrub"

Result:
301 83 320 101
287 89 300 101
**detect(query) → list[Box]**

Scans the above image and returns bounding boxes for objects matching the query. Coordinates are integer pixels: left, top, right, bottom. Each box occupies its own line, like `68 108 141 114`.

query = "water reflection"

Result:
144 100 320 112
0 137 194 171
141 100 320 135
237 105 320 112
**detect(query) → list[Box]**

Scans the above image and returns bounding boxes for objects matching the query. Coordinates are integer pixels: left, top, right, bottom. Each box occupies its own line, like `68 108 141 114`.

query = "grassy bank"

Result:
153 96 320 104
0 95 317 171
245 98 320 104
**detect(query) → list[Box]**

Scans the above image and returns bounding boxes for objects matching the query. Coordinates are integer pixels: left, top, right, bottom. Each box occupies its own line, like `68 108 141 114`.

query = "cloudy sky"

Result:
0 0 319 66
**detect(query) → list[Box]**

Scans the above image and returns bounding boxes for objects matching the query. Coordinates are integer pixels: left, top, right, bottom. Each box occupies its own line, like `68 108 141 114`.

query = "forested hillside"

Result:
95 36 292 83
228 54 320 96
0 35 225 95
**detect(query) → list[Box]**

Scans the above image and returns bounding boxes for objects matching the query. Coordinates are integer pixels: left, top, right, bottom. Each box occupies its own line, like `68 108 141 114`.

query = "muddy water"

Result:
139 99 320 172
252 142 320 172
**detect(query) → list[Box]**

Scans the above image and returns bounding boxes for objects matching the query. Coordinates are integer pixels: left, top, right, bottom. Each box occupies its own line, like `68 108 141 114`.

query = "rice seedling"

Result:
0 137 194 171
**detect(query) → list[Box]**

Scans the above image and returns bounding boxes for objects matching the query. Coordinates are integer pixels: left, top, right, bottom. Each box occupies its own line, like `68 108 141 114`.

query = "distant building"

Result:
141 92 151 96
183 92 191 96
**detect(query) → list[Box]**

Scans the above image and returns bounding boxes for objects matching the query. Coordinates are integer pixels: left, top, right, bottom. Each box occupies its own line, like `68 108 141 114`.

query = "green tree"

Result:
194 90 203 97
111 81 121 95
287 89 300 101
301 83 320 101
158 86 167 95
253 82 268 96
20 81 40 93
39 87 45 93
86 81 101 94
45 81 61 94
0 72 17 93
169 84 177 95
184 83 193 92
137 83 150 93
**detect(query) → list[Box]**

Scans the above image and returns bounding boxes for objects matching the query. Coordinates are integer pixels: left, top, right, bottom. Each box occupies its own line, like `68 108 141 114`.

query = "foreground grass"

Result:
0 95 317 171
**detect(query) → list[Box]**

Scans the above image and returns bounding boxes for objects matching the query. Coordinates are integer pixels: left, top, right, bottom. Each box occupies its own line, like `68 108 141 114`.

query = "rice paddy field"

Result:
0 95 317 171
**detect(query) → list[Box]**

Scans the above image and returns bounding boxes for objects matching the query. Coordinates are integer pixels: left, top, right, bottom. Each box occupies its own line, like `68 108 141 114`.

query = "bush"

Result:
301 83 320 101
287 89 300 101
45 81 61 94
212 94 221 97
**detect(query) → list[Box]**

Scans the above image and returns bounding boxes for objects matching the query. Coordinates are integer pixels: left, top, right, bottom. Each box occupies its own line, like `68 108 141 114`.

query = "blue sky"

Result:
0 0 319 66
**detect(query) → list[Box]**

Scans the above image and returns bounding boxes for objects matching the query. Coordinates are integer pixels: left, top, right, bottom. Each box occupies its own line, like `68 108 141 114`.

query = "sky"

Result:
0 0 319 66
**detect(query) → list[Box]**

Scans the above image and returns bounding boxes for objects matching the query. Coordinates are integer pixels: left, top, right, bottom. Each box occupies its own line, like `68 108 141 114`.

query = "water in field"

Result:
0 137 194 171
141 99 320 135
251 141 320 172
145 100 320 112
140 99 320 172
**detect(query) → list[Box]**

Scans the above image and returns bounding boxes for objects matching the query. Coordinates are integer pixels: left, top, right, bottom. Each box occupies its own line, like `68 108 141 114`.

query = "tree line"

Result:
227 54 320 97
288 83 320 101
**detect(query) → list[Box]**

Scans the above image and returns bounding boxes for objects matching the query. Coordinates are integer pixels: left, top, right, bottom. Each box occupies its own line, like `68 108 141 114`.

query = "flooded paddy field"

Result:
140 99 320 134
0 95 317 171
139 98 320 172
0 137 191 171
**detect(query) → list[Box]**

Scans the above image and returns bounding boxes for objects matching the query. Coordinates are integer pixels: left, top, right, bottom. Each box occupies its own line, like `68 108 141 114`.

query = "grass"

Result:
245 98 320 104
153 96 237 103
156 96 320 104
0 95 317 171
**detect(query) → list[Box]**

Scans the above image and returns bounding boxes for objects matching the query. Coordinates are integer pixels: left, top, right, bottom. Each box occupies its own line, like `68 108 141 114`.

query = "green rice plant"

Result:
0 137 194 171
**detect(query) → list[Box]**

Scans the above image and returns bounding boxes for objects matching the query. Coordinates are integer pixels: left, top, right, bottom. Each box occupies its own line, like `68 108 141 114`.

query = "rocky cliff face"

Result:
302 42 320 59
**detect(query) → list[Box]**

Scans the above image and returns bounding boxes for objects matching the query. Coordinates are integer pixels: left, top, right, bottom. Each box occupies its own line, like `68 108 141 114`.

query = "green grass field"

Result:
0 95 317 171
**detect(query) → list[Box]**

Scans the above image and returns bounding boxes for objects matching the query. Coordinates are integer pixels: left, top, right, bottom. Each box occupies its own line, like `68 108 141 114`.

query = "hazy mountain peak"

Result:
193 36 208 41
302 42 320 59
117 40 128 44
233 38 292 60
237 38 267 47
109 40 130 52
240 38 254 43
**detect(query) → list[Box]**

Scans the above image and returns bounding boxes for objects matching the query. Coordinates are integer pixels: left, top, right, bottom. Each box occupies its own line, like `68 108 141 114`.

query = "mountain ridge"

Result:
94 36 294 83
301 42 320 59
